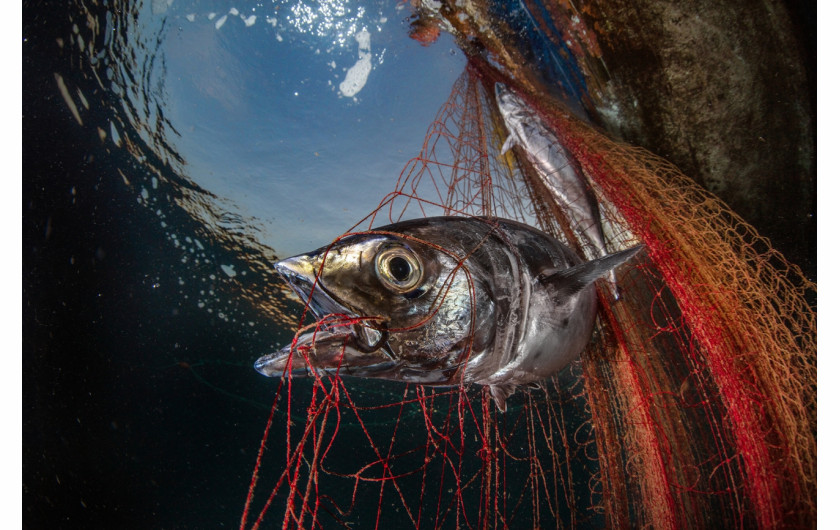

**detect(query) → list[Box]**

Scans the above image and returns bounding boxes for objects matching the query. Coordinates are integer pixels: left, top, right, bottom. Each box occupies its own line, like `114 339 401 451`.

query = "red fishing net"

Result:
240 62 816 529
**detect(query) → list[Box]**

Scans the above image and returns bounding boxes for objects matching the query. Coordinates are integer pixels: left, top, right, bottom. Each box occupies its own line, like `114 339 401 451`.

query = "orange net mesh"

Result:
240 63 816 529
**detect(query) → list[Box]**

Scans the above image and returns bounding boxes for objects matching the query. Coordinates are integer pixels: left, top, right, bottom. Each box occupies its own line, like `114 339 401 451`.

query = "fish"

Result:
255 216 642 411
495 83 620 299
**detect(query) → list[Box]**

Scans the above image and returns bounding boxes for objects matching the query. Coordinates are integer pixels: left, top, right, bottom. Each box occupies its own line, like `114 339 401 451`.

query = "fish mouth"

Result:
494 82 510 102
495 83 518 113
254 253 394 378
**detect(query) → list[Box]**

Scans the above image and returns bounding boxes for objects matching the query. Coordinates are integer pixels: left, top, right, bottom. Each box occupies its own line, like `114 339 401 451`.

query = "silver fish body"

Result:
255 217 641 410
495 83 618 298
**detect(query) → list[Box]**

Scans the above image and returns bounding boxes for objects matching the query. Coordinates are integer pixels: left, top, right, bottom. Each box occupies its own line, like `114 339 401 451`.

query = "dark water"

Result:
23 50 279 527
24 1 465 527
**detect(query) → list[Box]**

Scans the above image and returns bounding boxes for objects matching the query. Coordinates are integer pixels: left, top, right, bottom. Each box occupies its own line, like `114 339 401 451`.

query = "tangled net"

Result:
240 62 816 529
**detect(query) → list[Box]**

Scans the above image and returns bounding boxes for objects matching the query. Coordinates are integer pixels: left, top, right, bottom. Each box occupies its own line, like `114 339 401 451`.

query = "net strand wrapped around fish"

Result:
240 63 815 529
255 216 643 410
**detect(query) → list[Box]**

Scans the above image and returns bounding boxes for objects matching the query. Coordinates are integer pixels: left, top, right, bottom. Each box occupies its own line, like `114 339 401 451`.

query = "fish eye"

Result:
375 246 423 293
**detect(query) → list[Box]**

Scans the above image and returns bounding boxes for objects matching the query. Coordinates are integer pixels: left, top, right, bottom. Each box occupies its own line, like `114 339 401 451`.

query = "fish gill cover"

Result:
240 64 816 528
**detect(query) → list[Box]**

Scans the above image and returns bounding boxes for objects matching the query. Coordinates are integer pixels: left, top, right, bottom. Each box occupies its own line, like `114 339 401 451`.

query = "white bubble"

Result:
221 264 237 277
339 30 372 98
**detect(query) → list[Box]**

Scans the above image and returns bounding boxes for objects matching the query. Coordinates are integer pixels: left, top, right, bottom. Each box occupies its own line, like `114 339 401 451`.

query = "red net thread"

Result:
240 62 815 529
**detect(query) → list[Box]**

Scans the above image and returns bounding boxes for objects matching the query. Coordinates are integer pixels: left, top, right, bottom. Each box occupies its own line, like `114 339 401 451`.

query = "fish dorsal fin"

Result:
489 384 516 412
500 134 517 155
537 245 643 297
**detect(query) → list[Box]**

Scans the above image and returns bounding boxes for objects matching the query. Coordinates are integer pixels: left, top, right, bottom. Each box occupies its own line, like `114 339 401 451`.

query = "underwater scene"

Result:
24 0 815 528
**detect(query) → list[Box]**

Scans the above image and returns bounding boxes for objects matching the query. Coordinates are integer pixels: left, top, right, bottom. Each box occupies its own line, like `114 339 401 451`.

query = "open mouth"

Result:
253 253 393 378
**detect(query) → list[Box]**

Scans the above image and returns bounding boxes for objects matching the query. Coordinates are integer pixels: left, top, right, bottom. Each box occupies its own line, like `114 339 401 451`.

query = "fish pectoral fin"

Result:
500 134 517 155
538 245 644 297
489 384 516 412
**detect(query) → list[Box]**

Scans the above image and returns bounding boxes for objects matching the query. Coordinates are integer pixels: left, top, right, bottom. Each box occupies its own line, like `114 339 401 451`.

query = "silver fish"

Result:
495 83 619 298
255 217 641 411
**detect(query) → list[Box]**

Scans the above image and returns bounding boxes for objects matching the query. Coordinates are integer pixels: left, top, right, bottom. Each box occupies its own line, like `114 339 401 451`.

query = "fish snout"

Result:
275 254 320 287
494 82 511 101
254 348 293 378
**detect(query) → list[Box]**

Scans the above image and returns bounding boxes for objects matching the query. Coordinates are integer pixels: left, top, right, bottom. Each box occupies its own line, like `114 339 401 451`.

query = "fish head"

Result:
495 83 530 123
255 227 490 384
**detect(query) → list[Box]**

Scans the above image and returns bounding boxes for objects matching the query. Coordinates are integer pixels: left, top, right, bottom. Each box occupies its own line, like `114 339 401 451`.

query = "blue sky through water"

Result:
151 1 466 256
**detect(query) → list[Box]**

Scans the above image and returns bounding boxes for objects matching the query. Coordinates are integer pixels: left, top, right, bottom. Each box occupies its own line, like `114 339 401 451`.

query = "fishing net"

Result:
240 62 816 529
